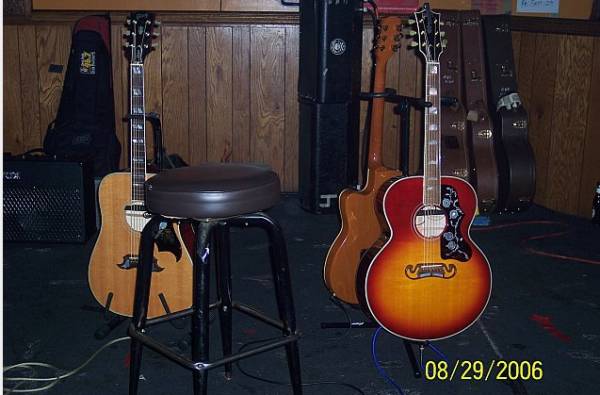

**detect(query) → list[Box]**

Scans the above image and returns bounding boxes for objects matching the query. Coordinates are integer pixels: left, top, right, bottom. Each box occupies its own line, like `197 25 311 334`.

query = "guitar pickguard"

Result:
155 221 183 261
124 208 183 262
440 185 471 261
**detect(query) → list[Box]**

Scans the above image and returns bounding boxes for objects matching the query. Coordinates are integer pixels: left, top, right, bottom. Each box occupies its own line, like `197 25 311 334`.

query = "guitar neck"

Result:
367 47 391 170
423 61 442 206
130 63 147 203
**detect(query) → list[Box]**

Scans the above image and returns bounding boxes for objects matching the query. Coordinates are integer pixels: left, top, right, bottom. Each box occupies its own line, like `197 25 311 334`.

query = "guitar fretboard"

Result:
130 63 146 202
423 61 442 206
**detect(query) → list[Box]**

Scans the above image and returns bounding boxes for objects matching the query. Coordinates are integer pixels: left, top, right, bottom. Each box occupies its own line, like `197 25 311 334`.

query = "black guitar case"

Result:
43 15 120 177
482 15 536 212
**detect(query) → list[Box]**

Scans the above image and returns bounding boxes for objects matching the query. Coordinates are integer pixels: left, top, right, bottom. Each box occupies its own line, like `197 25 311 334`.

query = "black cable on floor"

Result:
235 337 366 395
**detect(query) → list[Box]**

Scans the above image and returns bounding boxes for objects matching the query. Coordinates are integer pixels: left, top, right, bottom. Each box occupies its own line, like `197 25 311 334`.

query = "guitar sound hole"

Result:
414 205 447 238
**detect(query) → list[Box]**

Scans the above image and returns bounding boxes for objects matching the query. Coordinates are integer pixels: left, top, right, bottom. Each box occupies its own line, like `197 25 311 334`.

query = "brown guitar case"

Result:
482 15 535 212
440 10 471 182
460 10 499 213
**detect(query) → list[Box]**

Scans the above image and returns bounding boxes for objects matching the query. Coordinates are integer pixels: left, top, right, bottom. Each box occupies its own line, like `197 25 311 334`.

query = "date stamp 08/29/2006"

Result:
425 360 544 381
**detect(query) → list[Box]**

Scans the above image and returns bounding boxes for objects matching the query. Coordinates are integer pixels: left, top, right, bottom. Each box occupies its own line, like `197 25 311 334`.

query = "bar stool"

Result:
128 163 302 395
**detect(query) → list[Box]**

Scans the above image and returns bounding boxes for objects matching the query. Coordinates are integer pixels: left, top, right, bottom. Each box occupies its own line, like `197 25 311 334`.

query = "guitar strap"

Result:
482 15 535 212
440 10 470 182
460 10 499 213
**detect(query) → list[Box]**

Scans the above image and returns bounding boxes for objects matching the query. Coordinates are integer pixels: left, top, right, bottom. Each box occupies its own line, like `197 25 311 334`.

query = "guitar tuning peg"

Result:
407 19 416 25
439 21 446 26
409 41 419 48
125 18 131 25
151 43 159 50
403 29 417 36
123 30 131 37
154 21 162 27
152 32 160 38
442 39 448 46
440 31 446 37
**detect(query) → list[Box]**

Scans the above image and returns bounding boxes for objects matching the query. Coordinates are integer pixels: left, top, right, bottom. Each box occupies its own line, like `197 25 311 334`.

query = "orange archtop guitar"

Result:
323 16 403 305
357 4 492 341
88 13 193 319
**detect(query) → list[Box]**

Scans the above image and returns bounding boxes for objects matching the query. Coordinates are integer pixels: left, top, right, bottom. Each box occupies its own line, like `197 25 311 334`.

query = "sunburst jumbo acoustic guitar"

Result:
357 4 492 341
88 13 193 319
323 16 403 305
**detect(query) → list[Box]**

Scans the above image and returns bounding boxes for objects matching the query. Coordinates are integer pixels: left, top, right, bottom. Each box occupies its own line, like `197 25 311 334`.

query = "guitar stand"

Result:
81 303 128 340
320 319 424 378
360 88 458 176
389 90 459 178
95 311 127 340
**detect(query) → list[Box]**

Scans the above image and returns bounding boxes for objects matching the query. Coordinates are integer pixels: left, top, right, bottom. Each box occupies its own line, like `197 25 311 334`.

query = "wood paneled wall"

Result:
3 22 301 191
512 32 600 217
3 17 600 217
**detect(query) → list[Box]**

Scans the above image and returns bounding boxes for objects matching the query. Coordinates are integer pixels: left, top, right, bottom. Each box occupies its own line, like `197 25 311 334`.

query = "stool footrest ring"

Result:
128 323 299 372
233 302 286 331
146 301 221 327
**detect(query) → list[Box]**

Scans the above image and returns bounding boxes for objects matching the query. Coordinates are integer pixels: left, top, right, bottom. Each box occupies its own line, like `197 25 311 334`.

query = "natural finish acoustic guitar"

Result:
323 16 403 305
357 4 492 341
88 13 193 319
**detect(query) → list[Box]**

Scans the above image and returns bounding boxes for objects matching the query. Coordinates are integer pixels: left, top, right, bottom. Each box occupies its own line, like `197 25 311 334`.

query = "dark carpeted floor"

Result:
4 196 600 395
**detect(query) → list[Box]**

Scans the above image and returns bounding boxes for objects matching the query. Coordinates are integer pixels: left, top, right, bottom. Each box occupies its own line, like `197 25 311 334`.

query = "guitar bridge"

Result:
405 263 457 280
118 254 164 272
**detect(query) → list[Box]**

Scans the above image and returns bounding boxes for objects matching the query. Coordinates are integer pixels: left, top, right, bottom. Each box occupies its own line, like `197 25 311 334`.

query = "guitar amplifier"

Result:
3 156 97 243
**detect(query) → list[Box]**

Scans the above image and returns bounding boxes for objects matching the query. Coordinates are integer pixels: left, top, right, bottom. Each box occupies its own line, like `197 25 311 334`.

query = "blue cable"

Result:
371 327 405 395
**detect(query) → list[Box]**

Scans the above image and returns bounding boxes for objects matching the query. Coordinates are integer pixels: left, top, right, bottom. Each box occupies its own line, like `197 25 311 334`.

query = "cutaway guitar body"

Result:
324 166 400 304
323 16 403 305
89 172 193 318
358 176 491 341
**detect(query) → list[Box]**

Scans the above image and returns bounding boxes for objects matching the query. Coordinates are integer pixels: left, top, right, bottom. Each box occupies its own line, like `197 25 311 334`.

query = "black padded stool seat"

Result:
145 163 280 219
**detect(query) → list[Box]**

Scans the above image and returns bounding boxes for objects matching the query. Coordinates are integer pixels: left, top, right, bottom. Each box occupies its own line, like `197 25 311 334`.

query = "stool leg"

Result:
192 221 215 395
129 215 162 395
260 214 303 395
214 224 233 379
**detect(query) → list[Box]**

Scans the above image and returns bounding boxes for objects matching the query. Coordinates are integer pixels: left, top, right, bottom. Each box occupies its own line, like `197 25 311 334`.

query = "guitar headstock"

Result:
374 16 403 63
124 12 160 63
407 3 446 62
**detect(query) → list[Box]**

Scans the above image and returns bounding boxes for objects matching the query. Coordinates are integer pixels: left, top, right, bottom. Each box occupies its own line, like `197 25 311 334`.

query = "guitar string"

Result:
129 62 134 263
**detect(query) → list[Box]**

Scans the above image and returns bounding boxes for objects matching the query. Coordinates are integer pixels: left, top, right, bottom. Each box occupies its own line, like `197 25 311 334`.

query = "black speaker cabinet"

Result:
298 0 363 213
299 0 364 103
3 157 96 243
299 101 359 213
